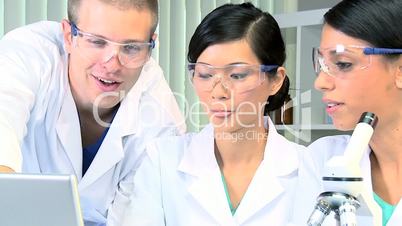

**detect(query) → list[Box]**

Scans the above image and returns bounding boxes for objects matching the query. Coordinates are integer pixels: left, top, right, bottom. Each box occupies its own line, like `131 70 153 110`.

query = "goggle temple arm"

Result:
150 39 156 49
70 22 79 37
363 47 402 55
260 65 279 73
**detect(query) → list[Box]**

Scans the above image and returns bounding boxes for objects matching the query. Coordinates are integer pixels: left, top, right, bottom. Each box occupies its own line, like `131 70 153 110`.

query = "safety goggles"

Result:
70 23 155 69
312 44 402 77
187 62 278 93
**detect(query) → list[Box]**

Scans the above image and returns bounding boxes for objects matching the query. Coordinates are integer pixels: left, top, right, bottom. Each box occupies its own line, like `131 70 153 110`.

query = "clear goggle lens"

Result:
71 23 154 69
312 44 402 77
187 63 278 93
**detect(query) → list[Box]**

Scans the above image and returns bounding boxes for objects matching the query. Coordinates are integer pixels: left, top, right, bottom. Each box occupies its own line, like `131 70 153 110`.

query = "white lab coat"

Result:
122 118 309 226
0 21 185 226
290 135 402 226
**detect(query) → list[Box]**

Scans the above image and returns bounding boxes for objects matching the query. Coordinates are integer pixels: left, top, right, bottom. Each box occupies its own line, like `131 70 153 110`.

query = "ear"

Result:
151 33 158 49
61 19 73 53
151 33 157 41
269 66 286 95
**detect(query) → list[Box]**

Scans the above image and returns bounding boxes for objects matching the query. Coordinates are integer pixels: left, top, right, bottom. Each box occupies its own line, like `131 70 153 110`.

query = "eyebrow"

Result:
82 30 148 44
196 62 252 66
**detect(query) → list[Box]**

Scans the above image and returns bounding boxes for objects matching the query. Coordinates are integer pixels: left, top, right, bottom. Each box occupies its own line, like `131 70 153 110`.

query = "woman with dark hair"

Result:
292 0 402 225
122 3 308 225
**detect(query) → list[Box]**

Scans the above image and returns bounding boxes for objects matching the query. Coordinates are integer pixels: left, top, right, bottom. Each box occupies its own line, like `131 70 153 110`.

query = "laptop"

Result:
0 173 84 226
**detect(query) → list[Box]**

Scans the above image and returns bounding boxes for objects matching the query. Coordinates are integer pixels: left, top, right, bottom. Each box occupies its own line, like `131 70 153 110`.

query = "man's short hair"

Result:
67 0 159 34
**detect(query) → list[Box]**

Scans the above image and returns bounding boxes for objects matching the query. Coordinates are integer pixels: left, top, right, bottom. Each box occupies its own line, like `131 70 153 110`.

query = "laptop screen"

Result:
0 173 84 226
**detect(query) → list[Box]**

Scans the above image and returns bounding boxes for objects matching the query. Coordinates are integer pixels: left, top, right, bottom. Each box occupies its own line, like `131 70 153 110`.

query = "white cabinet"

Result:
273 8 349 145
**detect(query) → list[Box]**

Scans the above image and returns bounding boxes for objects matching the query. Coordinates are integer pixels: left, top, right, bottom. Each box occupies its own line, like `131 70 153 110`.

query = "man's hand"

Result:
0 165 15 173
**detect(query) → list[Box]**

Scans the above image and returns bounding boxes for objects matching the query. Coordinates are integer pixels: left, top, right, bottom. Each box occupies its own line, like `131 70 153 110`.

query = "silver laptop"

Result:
0 173 84 226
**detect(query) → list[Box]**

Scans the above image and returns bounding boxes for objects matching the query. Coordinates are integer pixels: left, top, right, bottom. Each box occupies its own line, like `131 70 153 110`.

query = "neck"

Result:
214 124 267 168
76 103 119 147
369 121 402 204
370 122 402 164
79 104 116 120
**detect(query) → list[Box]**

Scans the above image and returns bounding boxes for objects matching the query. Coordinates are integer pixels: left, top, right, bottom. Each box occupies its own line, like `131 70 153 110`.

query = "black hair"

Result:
187 2 289 113
324 0 402 60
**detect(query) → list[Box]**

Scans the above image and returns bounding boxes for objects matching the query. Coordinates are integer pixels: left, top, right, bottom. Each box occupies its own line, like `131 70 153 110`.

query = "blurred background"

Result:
0 0 344 143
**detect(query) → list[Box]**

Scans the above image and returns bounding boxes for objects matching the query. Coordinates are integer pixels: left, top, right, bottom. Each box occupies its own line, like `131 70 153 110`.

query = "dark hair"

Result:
324 0 402 61
68 0 159 34
187 2 289 113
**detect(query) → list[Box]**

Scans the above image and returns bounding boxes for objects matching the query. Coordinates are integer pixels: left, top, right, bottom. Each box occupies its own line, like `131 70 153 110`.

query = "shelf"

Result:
274 8 329 28
272 8 339 144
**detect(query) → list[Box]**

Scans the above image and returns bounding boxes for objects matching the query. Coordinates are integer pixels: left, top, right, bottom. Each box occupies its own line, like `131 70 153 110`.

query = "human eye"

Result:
335 61 353 72
85 36 107 47
123 44 142 54
230 72 249 80
229 66 253 80
195 73 213 80
329 53 357 73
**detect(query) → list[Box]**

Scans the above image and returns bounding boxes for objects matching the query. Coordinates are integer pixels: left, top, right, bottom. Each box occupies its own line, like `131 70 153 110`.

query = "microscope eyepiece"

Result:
359 112 378 128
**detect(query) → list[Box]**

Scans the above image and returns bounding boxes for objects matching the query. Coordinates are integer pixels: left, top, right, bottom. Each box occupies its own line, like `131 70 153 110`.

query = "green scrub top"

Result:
373 193 397 226
221 174 238 215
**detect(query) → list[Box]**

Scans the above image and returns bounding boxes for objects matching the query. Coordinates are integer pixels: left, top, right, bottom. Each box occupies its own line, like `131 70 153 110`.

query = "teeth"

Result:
96 76 116 84
327 103 338 107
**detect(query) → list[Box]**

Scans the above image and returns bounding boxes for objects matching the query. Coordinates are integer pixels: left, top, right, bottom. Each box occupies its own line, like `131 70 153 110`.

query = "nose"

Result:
211 76 230 100
101 46 123 72
314 70 335 92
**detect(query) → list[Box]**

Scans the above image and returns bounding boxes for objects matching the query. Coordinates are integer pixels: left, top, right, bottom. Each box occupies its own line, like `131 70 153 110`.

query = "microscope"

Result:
307 112 382 226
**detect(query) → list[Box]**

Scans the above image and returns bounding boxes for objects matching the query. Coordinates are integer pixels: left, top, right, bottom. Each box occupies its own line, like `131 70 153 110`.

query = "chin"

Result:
333 120 354 132
92 97 121 110
213 121 245 134
211 121 230 131
209 115 235 128
213 126 239 137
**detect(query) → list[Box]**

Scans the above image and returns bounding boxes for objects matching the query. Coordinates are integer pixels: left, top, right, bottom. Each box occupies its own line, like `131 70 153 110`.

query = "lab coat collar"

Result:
79 59 160 188
389 201 402 226
236 117 299 224
177 117 299 176
57 57 158 187
177 124 216 176
177 124 235 225
264 117 300 176
360 147 402 225
115 57 160 137
56 77 83 179
177 117 300 224
78 119 124 189
55 80 125 188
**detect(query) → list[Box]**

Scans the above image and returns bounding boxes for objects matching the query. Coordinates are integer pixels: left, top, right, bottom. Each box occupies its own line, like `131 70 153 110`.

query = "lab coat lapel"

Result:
234 161 284 224
388 200 402 226
186 171 234 225
115 58 154 137
178 125 234 225
360 149 388 226
114 79 141 137
56 57 151 187
80 61 156 188
78 85 142 189
56 83 83 179
236 118 299 224
78 120 124 189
